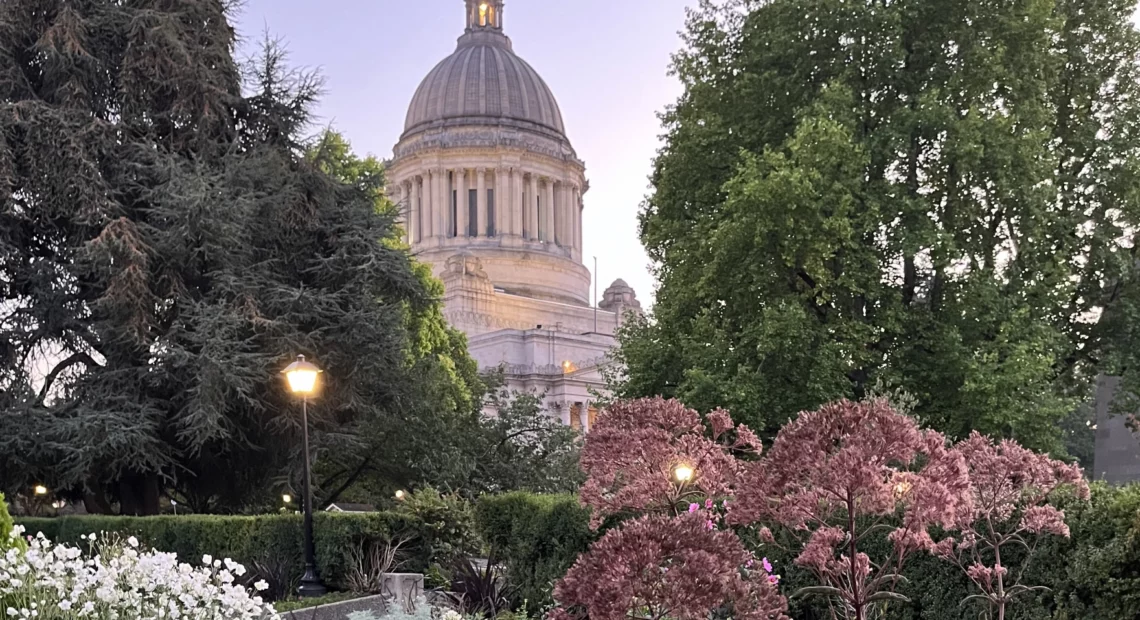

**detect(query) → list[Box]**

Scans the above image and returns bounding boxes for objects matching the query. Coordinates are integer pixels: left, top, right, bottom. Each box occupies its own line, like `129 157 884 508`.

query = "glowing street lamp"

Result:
33 485 48 496
283 494 293 505
673 465 694 484
394 490 406 501
283 355 327 598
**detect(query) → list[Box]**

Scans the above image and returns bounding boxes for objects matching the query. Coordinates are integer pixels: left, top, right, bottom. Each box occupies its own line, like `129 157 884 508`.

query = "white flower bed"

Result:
0 526 277 620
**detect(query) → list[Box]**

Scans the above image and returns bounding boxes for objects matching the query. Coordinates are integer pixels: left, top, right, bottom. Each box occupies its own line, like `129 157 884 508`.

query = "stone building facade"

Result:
387 0 640 428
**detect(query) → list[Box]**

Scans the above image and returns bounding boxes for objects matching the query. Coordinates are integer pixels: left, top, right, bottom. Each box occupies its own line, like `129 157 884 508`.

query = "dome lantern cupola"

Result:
466 0 504 31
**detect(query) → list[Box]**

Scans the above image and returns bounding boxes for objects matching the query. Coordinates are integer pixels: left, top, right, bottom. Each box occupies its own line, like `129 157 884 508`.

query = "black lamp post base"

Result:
297 566 327 598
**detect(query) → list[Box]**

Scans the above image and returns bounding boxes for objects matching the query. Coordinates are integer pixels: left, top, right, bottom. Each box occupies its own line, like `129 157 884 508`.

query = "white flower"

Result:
253 580 269 592
201 555 212 566
127 536 138 548
6 608 17 616
59 600 72 611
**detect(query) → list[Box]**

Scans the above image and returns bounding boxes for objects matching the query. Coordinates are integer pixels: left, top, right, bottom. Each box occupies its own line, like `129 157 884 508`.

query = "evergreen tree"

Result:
0 1 446 514
623 0 1140 454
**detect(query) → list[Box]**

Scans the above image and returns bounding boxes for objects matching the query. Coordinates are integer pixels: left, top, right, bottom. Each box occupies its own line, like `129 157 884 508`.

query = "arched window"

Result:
478 2 489 26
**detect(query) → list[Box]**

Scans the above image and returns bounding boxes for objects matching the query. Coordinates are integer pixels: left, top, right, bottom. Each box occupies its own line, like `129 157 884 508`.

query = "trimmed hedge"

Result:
16 512 432 598
475 493 594 613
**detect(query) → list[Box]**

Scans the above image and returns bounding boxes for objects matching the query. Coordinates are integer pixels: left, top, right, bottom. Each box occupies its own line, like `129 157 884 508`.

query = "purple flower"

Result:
688 503 699 513
762 557 773 573
705 519 715 530
745 559 754 568
768 575 781 585
705 498 714 509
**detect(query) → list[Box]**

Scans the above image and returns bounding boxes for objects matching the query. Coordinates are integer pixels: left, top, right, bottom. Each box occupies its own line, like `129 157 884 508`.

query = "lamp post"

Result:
283 355 327 598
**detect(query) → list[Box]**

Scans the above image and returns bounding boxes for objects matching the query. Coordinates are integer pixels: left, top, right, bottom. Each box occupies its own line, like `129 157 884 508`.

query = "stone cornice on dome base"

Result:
393 121 583 167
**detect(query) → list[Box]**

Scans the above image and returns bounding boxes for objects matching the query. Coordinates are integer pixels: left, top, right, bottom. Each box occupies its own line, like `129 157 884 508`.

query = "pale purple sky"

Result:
233 0 696 307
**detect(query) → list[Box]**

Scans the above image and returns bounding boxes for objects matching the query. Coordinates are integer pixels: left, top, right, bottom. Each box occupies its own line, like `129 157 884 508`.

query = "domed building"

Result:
387 0 640 429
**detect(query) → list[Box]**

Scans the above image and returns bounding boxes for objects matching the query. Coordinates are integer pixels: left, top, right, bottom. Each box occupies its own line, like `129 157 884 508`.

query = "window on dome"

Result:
479 3 489 26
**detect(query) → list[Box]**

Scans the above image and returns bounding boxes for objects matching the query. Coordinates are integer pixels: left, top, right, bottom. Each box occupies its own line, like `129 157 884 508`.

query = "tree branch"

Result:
37 352 99 404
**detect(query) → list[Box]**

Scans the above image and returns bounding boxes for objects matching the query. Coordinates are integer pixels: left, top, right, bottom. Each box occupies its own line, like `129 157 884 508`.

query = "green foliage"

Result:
0 493 14 549
300 130 485 506
623 0 1140 456
0 3 471 515
395 488 480 564
467 384 584 495
273 592 362 613
474 493 594 613
11 511 467 598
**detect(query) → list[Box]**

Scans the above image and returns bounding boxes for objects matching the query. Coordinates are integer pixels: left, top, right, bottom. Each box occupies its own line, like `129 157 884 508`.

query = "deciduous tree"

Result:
621 0 1140 455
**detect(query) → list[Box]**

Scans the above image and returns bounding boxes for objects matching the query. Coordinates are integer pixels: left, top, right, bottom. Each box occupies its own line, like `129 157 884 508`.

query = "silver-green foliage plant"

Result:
345 598 436 620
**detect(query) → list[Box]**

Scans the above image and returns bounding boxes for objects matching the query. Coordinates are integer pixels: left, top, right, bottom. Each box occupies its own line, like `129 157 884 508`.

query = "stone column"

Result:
573 185 582 253
528 173 539 241
453 168 465 238
543 178 555 243
553 181 564 246
510 168 522 235
561 182 571 248
476 168 487 237
492 168 504 236
404 181 415 244
431 169 444 239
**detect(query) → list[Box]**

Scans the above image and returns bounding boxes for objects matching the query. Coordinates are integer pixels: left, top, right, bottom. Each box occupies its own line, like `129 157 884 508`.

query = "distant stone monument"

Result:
1093 375 1140 484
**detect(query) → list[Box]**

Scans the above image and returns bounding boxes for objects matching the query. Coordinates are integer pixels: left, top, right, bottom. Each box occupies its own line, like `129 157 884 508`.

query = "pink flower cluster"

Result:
731 399 970 551
551 512 789 620
578 398 756 526
933 432 1090 615
552 398 1091 620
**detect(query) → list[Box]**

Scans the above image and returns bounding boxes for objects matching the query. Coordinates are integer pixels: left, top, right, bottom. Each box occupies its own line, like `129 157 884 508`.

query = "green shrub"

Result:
1028 483 1140 620
475 493 594 614
0 492 14 548
14 511 436 598
396 487 481 563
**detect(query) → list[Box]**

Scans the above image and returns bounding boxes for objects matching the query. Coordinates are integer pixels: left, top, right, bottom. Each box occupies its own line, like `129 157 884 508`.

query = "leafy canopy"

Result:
620 0 1140 454
0 0 469 514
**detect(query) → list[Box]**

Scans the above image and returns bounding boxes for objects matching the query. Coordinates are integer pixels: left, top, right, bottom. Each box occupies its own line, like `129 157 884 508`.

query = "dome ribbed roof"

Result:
403 32 566 138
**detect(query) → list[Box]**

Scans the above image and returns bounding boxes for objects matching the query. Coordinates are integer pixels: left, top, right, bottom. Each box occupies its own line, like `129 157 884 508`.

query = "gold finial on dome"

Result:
466 0 503 31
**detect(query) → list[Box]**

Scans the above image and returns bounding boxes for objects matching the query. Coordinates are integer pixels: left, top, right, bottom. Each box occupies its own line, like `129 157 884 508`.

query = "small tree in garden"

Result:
551 513 789 620
731 399 971 620
934 432 1091 620
554 397 788 620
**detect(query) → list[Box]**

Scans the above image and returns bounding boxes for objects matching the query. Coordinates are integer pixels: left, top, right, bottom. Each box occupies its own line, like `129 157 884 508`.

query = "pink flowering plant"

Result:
932 432 1090 620
551 513 788 620
553 398 789 620
730 400 971 620
578 398 759 525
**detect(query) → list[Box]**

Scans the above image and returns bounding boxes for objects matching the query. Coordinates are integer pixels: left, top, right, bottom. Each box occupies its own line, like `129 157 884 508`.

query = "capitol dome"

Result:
388 0 592 308
403 31 566 139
